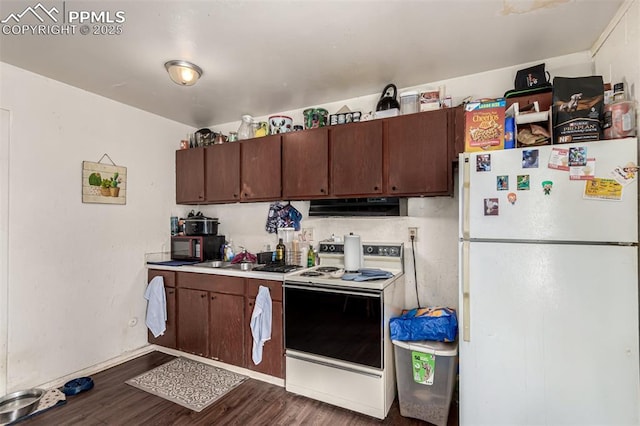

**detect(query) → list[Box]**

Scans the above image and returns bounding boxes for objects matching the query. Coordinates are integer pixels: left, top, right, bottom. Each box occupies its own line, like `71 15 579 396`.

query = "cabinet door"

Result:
240 135 282 201
147 270 176 349
451 105 465 162
177 288 209 357
205 144 241 203
330 120 383 197
209 292 245 366
282 128 329 199
385 109 452 196
176 148 205 204
245 298 284 379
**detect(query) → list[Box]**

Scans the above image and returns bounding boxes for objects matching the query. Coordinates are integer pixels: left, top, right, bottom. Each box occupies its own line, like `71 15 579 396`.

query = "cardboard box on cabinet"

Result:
464 99 506 152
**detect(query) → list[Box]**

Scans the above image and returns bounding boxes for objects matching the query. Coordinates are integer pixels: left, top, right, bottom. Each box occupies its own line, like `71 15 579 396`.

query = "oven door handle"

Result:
285 352 383 378
284 283 381 298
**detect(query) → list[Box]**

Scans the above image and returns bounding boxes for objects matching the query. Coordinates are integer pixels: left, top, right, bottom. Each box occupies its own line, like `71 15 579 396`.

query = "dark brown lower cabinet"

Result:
147 270 177 349
209 292 245 366
177 288 209 357
245 280 285 379
150 270 285 378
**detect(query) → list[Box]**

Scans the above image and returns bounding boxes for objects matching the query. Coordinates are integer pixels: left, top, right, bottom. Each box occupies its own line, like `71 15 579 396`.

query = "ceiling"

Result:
0 0 624 128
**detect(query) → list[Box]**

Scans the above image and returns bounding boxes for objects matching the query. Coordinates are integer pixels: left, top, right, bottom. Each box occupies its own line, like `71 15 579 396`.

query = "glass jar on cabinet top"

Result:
252 121 269 137
237 114 255 140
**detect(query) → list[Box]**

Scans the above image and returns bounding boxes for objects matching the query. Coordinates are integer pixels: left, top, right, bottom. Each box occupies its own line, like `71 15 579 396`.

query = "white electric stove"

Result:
284 241 405 419
285 241 404 290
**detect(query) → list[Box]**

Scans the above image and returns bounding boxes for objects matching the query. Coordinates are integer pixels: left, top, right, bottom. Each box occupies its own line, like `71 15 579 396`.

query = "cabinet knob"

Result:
233 194 238 198
374 186 379 191
244 193 249 198
320 188 325 193
211 295 217 300
392 186 397 191
200 294 206 298
167 290 175 295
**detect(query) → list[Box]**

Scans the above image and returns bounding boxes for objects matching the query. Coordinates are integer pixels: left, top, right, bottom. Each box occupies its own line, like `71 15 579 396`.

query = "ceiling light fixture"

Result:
164 60 203 86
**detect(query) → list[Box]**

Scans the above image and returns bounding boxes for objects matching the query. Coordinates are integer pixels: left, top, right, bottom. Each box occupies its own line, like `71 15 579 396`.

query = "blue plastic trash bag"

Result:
390 307 458 342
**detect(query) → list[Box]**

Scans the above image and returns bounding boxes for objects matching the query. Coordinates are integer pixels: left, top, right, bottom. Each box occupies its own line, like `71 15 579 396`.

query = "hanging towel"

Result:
144 276 166 338
250 285 272 365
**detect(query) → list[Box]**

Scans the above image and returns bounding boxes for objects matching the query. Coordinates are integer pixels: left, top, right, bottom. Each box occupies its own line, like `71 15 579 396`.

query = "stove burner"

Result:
253 264 300 273
316 266 339 273
300 271 324 277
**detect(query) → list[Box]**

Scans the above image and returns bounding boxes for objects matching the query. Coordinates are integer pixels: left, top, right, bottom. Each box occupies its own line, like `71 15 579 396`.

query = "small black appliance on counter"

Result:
171 235 225 262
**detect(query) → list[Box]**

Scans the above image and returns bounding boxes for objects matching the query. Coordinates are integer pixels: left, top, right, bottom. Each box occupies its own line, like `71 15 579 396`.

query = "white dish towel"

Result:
144 276 167 338
250 285 272 365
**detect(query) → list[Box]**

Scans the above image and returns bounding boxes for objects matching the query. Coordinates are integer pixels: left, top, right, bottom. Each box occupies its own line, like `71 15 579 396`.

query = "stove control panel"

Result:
318 242 403 258
363 244 403 258
318 243 344 254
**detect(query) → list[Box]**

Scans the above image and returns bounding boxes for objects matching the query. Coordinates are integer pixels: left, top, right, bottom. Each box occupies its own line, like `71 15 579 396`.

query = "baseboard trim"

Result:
36 344 285 391
36 345 155 390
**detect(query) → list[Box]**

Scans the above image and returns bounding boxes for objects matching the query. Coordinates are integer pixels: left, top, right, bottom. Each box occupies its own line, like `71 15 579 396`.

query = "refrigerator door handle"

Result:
462 240 471 342
462 155 470 240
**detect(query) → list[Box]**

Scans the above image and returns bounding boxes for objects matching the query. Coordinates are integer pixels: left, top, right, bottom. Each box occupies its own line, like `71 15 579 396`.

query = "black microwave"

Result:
171 235 225 262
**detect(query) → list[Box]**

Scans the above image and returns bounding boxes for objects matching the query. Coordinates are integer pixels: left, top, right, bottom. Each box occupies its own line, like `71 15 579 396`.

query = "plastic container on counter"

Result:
392 339 458 426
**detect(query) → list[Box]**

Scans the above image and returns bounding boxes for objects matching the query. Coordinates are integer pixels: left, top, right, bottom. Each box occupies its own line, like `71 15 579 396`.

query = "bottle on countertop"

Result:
222 240 235 262
307 245 316 267
276 238 286 264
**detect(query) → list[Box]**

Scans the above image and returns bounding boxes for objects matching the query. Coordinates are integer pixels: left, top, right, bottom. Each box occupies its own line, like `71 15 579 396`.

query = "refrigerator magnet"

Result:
611 162 639 186
497 175 509 191
476 154 491 172
568 146 587 167
548 147 570 171
522 149 539 168
542 180 553 195
517 175 530 190
507 192 517 204
484 198 499 215
569 158 596 181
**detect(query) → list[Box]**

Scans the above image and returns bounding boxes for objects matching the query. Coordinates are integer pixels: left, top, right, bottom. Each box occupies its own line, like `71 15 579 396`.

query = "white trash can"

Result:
392 340 458 426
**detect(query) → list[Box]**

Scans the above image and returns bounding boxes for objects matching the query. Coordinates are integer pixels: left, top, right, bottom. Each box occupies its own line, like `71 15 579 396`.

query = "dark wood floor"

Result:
20 351 458 425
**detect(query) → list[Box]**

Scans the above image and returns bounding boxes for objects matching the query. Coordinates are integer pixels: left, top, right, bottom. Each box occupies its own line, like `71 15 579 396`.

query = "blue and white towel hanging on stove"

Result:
251 286 272 365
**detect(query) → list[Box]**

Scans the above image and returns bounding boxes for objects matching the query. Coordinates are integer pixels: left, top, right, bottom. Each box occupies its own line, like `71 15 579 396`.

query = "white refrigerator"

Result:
458 138 640 425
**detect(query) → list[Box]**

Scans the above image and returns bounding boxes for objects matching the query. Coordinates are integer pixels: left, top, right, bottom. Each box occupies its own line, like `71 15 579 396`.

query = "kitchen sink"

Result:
224 262 255 271
195 260 229 268
194 261 255 271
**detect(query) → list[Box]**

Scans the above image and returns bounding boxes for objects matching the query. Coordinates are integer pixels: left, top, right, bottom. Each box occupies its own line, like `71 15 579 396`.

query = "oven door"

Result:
284 281 383 369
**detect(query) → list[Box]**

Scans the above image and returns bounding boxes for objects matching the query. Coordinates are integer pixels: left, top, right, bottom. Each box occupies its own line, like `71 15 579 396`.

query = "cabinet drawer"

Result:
246 279 282 302
177 272 245 294
148 269 176 287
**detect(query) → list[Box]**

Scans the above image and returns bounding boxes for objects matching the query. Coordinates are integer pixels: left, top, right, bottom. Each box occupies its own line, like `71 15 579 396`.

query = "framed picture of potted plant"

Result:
82 158 127 205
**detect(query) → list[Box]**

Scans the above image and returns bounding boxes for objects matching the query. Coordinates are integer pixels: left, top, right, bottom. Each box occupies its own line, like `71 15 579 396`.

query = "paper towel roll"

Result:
344 233 361 272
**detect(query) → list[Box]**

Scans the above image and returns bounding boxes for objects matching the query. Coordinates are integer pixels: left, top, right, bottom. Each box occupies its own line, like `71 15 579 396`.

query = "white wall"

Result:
593 0 639 102
0 62 187 392
1 108 10 395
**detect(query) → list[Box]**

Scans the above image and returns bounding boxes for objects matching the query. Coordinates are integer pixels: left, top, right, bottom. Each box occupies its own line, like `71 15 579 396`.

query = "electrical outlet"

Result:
302 227 314 242
408 227 418 242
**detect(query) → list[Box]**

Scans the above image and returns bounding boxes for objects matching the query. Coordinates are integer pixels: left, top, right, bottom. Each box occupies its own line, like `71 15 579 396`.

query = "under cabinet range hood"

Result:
308 197 407 217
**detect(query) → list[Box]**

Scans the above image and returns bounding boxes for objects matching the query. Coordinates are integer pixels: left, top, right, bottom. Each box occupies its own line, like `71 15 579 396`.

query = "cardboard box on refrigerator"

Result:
505 102 552 148
464 98 506 152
